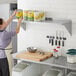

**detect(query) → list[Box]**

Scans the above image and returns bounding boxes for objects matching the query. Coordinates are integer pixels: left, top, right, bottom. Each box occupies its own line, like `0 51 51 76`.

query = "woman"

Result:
0 10 23 76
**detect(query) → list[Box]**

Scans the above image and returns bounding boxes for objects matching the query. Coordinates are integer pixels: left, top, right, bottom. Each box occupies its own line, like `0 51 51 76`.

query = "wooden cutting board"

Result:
16 51 53 61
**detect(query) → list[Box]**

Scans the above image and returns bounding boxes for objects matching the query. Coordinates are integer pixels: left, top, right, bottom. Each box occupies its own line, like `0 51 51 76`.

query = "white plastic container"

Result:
12 61 40 76
67 55 76 63
34 11 45 21
67 72 76 76
42 69 63 76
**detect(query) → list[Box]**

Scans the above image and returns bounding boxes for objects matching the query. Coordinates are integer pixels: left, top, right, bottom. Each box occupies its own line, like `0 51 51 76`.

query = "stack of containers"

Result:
66 49 76 63
12 61 30 76
12 61 40 76
23 10 45 21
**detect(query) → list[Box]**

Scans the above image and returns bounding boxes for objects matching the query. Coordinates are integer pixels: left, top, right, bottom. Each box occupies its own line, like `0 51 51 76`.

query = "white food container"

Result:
34 11 45 21
12 61 40 76
42 69 63 76
12 61 30 76
67 72 76 76
67 54 76 63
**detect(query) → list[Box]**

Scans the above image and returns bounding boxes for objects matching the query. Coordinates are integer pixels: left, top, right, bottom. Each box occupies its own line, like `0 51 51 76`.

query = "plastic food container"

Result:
16 9 23 19
12 61 30 76
23 10 29 20
67 54 76 63
67 72 76 76
28 10 34 21
34 11 45 21
42 69 63 76
66 49 76 63
12 62 40 76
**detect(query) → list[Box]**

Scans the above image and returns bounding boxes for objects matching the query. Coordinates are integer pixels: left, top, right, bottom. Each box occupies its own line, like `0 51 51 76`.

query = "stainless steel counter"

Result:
43 56 76 70
12 53 76 71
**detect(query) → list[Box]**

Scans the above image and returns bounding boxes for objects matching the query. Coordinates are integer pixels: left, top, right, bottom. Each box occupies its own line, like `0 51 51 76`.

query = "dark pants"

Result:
0 58 10 76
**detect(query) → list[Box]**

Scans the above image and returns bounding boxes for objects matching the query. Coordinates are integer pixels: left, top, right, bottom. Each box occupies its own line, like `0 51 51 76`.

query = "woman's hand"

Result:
16 18 23 34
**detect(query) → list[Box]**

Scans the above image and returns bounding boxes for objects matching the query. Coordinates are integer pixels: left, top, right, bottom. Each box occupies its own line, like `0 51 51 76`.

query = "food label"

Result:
16 9 23 19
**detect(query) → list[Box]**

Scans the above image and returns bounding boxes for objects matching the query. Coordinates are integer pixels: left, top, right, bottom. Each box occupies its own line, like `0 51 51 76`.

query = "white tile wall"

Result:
17 0 76 56
0 0 17 4
18 0 76 23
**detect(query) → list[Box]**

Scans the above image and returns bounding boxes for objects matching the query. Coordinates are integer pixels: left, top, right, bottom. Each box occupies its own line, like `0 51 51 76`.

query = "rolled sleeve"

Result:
6 31 16 38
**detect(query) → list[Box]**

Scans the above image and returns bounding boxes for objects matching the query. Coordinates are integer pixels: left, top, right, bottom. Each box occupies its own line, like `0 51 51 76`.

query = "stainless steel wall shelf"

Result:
13 19 72 35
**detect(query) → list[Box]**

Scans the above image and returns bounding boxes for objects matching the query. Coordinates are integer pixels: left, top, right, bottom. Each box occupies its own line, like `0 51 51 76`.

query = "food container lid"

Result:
13 61 29 72
66 51 76 55
67 49 76 52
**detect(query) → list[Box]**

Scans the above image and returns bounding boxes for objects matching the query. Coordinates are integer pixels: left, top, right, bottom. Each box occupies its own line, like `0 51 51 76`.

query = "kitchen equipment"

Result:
27 47 37 53
16 51 53 61
66 49 76 63
46 35 50 38
53 46 62 58
49 36 53 45
13 61 29 72
62 37 66 46
49 38 51 44
62 31 66 46
53 49 59 58
46 35 50 43
46 35 55 46
46 35 51 44
67 72 76 76
58 31 62 46
45 17 53 21
46 35 53 45
51 36 55 46
42 69 63 76
12 61 39 76
55 31 59 46
12 61 30 76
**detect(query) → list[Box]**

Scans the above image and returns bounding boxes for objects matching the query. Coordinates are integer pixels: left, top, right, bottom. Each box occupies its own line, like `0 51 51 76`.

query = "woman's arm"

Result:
5 10 17 27
15 18 23 34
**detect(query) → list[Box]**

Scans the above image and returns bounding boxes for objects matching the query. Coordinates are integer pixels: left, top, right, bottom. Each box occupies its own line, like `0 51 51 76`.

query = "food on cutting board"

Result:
16 51 53 61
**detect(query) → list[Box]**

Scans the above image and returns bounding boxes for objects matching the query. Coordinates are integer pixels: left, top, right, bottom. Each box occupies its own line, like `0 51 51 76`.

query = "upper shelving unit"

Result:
13 19 72 35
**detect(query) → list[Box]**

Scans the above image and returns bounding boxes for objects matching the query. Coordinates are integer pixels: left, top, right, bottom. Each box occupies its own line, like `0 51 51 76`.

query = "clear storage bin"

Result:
67 72 76 76
42 69 63 76
12 61 30 76
12 61 40 76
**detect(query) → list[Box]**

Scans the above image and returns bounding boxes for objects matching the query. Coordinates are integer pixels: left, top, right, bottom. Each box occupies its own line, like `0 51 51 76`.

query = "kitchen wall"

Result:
17 0 76 56
0 0 17 4
0 4 9 20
